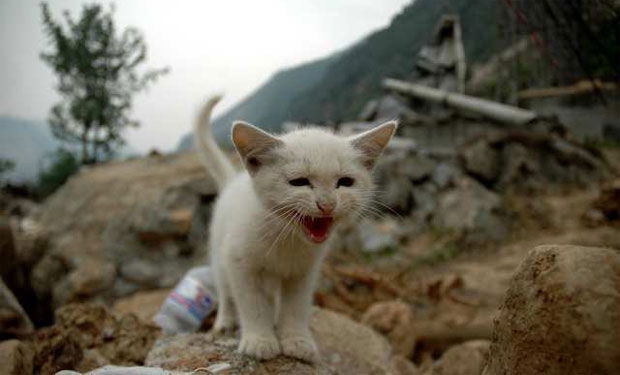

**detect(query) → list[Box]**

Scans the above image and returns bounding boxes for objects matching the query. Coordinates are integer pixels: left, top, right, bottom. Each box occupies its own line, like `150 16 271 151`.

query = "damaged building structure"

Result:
343 13 620 151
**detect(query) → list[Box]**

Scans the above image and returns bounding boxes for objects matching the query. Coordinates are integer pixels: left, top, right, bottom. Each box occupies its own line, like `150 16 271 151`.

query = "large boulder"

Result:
421 340 490 375
146 308 413 375
483 245 620 375
31 153 216 308
361 300 416 357
432 177 508 244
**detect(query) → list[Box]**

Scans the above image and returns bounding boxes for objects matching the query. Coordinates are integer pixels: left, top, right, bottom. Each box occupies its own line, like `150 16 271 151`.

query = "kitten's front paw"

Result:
238 334 281 360
281 334 318 363
213 317 237 336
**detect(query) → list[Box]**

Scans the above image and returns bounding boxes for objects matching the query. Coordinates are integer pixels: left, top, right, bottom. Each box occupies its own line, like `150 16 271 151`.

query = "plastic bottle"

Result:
154 266 217 334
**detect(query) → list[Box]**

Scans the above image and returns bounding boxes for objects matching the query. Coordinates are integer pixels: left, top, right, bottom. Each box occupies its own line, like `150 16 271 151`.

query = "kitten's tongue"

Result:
302 216 333 244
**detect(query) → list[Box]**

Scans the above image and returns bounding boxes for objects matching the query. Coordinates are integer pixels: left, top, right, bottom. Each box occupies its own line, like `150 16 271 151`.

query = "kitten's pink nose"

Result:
316 202 334 216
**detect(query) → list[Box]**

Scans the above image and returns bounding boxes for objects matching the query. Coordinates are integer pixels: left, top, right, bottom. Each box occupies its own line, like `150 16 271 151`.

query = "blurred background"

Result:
0 1 619 374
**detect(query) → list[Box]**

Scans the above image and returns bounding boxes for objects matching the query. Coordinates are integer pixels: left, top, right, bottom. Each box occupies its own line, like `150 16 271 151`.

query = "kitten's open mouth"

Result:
300 216 334 244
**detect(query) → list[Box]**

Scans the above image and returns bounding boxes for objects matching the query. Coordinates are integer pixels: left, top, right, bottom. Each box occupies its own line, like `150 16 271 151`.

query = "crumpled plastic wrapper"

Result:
55 363 232 375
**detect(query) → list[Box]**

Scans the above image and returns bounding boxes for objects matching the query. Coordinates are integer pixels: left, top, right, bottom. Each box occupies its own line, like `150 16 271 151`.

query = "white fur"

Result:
194 97 396 362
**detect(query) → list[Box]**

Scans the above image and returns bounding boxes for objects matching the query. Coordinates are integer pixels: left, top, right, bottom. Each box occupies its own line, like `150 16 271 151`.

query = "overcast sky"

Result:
0 0 411 153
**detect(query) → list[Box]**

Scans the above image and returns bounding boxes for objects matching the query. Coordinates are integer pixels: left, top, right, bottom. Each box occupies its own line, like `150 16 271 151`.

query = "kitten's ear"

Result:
349 121 398 169
232 121 282 174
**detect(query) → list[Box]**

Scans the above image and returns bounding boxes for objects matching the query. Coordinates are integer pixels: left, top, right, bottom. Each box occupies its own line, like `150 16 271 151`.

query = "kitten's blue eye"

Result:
289 177 311 187
337 177 354 188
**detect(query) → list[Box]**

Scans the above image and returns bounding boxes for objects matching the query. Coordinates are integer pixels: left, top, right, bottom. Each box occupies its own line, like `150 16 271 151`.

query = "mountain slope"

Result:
178 0 498 150
177 55 335 150
289 0 498 122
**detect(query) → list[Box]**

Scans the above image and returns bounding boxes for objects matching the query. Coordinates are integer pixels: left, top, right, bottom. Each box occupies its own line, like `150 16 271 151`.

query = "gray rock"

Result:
423 340 489 375
52 260 116 307
120 260 162 288
351 219 400 254
375 95 419 123
30 253 66 297
497 143 541 190
431 162 460 190
460 140 500 183
110 279 142 298
361 300 416 357
433 178 507 244
483 245 620 375
375 151 439 215
145 308 407 375
379 178 413 214
400 157 437 183
411 183 438 223
359 95 419 124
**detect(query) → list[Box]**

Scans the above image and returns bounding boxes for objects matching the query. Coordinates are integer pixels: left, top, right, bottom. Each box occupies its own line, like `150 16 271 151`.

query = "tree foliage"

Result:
513 0 619 85
40 2 168 164
36 149 79 198
0 158 15 177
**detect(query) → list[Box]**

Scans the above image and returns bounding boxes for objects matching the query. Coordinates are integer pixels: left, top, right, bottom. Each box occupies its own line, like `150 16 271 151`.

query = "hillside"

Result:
177 55 335 149
289 0 497 123
178 0 498 150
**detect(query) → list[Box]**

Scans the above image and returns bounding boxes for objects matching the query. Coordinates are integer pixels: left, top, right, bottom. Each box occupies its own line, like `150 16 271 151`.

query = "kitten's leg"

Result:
213 275 237 334
230 268 280 360
278 272 319 362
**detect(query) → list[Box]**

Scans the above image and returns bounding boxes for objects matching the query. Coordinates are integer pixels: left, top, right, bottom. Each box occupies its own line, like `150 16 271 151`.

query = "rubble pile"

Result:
369 129 611 246
33 304 160 375
29 153 216 312
459 131 611 190
2 244 614 375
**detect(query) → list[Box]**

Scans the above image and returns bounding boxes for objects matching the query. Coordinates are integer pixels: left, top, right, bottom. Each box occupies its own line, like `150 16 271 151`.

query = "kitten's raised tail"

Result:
193 95 236 191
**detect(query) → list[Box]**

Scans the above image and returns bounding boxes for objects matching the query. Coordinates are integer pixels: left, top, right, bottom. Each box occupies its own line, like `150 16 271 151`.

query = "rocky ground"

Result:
1 130 619 374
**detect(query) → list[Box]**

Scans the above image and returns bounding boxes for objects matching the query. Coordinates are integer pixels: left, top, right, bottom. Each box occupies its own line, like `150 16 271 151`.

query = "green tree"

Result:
0 158 15 178
36 149 79 198
40 2 168 164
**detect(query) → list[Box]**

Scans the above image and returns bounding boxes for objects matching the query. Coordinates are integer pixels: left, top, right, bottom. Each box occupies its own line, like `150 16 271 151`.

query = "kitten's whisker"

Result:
363 202 394 218
261 203 298 222
254 204 298 233
283 210 302 245
256 206 298 244
264 208 299 258
366 199 403 220
351 202 392 221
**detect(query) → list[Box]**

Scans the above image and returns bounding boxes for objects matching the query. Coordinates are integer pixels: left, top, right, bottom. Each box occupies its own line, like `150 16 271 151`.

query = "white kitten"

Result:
194 96 396 362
